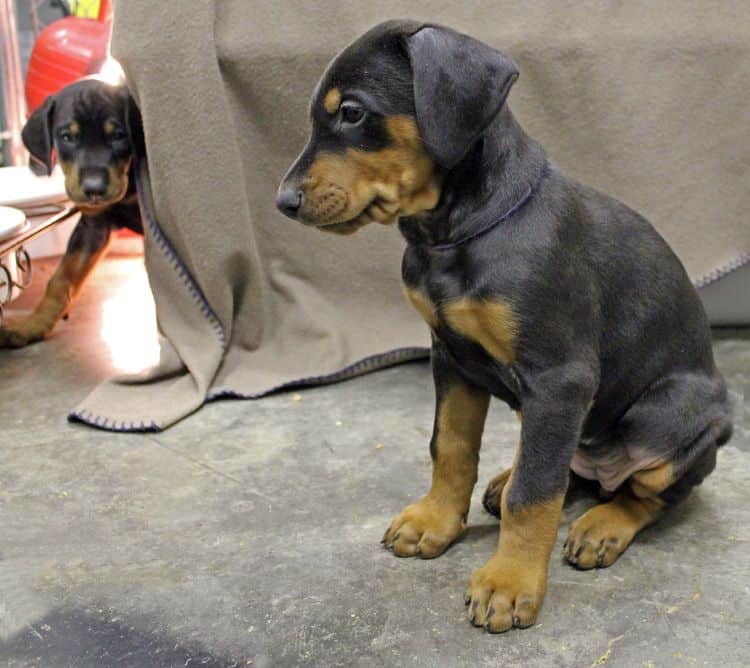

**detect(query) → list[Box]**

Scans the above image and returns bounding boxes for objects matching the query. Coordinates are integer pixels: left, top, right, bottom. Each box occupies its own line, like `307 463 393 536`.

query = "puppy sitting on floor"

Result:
277 21 732 633
0 79 144 348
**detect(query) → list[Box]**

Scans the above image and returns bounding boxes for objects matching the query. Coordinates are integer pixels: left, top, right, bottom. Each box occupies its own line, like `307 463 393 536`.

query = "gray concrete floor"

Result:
1 256 749 668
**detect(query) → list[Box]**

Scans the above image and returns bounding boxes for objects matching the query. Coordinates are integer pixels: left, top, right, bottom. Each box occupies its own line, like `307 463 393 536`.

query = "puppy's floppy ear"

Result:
404 26 519 168
124 91 145 159
22 95 56 175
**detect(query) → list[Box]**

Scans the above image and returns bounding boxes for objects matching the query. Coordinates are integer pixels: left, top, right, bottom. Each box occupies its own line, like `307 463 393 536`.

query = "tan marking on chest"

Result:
323 88 341 115
443 298 518 364
403 286 438 328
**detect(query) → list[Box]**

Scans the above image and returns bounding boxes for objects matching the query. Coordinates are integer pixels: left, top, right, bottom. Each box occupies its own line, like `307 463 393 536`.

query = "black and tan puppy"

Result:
0 78 144 348
277 21 733 633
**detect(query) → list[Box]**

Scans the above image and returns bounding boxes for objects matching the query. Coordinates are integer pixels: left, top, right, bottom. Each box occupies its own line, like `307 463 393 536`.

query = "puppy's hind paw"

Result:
482 468 512 518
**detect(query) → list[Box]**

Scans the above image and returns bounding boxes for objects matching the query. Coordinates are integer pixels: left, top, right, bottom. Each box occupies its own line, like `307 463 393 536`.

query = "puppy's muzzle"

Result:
80 167 109 202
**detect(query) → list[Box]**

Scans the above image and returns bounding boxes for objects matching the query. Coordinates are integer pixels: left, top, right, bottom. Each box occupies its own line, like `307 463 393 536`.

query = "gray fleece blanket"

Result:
72 0 749 430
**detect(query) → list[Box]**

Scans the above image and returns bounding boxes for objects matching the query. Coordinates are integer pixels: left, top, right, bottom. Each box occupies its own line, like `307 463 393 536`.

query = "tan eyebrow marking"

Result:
324 88 342 115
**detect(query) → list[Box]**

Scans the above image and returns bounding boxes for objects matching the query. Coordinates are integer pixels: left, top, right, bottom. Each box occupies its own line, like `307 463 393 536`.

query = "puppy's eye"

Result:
111 129 127 142
340 101 365 126
59 131 74 143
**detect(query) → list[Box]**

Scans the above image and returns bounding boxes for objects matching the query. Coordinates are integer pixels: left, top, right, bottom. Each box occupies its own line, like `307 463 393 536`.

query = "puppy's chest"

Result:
403 280 521 405
405 285 515 356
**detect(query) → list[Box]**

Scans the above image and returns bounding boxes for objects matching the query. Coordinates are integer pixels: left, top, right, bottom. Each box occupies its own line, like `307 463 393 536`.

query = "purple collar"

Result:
417 162 549 251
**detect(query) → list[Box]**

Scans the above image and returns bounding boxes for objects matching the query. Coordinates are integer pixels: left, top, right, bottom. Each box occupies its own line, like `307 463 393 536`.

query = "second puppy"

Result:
0 78 143 348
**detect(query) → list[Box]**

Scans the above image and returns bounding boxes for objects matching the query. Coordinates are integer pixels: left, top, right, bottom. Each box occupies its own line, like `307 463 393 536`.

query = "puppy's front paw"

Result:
382 496 465 558
466 552 547 633
0 324 42 348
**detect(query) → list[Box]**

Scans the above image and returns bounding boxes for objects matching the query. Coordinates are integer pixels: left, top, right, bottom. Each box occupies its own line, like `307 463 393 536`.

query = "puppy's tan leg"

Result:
466 371 594 633
468 485 564 632
0 218 111 348
383 342 490 558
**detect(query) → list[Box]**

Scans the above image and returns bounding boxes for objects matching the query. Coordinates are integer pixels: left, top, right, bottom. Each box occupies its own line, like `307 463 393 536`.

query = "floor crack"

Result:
145 435 277 505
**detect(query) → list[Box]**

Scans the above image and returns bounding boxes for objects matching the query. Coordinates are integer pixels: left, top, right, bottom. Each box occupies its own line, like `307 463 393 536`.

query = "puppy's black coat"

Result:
279 21 732 633
1 79 144 347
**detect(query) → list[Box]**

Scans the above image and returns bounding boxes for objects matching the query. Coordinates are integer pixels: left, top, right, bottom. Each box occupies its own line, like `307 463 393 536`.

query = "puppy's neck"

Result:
399 107 547 247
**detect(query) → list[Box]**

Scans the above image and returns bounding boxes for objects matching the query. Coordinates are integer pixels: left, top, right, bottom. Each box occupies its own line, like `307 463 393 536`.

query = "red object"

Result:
25 15 112 114
97 0 112 22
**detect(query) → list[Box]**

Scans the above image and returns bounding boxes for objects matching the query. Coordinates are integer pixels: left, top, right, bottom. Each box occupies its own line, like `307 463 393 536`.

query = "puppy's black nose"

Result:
276 186 302 219
81 171 108 199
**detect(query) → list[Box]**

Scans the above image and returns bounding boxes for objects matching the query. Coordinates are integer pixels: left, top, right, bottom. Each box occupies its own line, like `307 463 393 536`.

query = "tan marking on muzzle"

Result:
60 159 131 210
301 116 441 232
